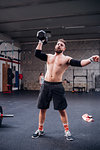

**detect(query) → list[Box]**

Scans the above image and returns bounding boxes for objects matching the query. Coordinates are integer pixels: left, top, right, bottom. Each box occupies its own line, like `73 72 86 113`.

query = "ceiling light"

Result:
65 26 85 29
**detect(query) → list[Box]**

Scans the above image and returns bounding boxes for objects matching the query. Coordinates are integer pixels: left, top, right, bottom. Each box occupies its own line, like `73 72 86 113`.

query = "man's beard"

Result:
55 49 63 54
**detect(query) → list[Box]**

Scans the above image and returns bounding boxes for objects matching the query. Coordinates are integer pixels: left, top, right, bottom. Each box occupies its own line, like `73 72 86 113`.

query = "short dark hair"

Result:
57 39 66 47
40 72 43 76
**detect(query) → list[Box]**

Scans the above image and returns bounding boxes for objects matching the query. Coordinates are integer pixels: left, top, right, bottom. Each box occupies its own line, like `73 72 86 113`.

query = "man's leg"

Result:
59 109 68 123
59 109 73 141
59 109 69 131
38 109 47 131
32 109 47 138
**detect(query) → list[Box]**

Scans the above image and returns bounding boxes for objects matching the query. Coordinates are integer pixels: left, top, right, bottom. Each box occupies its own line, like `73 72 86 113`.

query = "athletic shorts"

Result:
37 80 67 110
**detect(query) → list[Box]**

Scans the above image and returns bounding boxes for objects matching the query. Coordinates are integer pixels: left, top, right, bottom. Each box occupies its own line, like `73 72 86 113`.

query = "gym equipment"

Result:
72 69 88 92
0 106 14 126
82 114 94 122
37 30 48 45
7 68 14 85
1 41 22 91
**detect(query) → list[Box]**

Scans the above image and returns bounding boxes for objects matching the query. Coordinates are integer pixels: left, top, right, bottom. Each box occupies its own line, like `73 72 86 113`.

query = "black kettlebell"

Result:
37 30 48 45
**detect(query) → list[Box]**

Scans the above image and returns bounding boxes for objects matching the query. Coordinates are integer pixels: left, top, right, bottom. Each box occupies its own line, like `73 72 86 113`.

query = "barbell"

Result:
0 106 14 126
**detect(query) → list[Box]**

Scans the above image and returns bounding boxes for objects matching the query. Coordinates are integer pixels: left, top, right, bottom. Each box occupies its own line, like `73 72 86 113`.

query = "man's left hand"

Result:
92 55 99 62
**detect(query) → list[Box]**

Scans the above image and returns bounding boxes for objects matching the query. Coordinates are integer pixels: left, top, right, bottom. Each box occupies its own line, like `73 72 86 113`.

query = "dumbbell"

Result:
0 106 14 126
37 30 48 45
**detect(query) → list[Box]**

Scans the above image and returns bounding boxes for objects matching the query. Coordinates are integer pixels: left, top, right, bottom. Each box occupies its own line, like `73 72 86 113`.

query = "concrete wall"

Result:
21 39 100 91
0 33 20 58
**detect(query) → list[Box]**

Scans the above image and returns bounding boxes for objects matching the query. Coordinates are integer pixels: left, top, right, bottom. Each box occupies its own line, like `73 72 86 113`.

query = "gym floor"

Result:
0 91 100 150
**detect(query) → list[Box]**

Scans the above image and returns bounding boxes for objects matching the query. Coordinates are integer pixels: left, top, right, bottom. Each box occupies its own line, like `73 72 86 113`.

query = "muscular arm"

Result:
36 40 43 50
35 41 47 61
81 55 99 66
67 56 82 67
80 59 91 67
70 59 82 67
68 55 99 67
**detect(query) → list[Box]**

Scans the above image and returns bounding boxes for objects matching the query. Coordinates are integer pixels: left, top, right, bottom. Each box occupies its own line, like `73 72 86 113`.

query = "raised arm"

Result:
35 40 47 61
36 40 43 50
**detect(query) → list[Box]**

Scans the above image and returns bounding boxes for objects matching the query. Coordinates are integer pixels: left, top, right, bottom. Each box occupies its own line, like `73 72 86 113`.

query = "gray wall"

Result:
21 39 100 91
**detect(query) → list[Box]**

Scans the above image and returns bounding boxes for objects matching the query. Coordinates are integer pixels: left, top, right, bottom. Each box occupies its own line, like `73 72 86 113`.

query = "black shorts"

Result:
37 81 67 110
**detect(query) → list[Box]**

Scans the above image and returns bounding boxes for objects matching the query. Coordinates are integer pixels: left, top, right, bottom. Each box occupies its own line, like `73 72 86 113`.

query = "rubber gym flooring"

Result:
0 91 100 150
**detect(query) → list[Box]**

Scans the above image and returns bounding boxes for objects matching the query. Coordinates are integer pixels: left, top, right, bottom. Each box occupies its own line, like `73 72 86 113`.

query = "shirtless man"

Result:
32 38 99 140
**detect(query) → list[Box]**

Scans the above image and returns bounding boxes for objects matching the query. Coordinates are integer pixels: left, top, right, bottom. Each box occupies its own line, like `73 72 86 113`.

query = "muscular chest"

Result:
48 56 64 66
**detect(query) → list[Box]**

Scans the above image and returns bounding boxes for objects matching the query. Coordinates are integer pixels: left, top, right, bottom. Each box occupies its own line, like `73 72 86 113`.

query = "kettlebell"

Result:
37 30 48 45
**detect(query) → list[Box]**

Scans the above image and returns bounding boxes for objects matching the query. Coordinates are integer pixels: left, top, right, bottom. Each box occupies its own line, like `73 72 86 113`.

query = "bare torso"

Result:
45 53 70 82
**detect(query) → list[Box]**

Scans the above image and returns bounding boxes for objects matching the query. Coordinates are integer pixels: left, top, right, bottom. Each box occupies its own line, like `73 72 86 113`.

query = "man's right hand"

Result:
39 40 45 44
36 41 43 50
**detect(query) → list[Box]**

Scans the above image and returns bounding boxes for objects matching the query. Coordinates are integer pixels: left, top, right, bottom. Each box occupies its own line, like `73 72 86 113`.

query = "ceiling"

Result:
0 0 100 49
